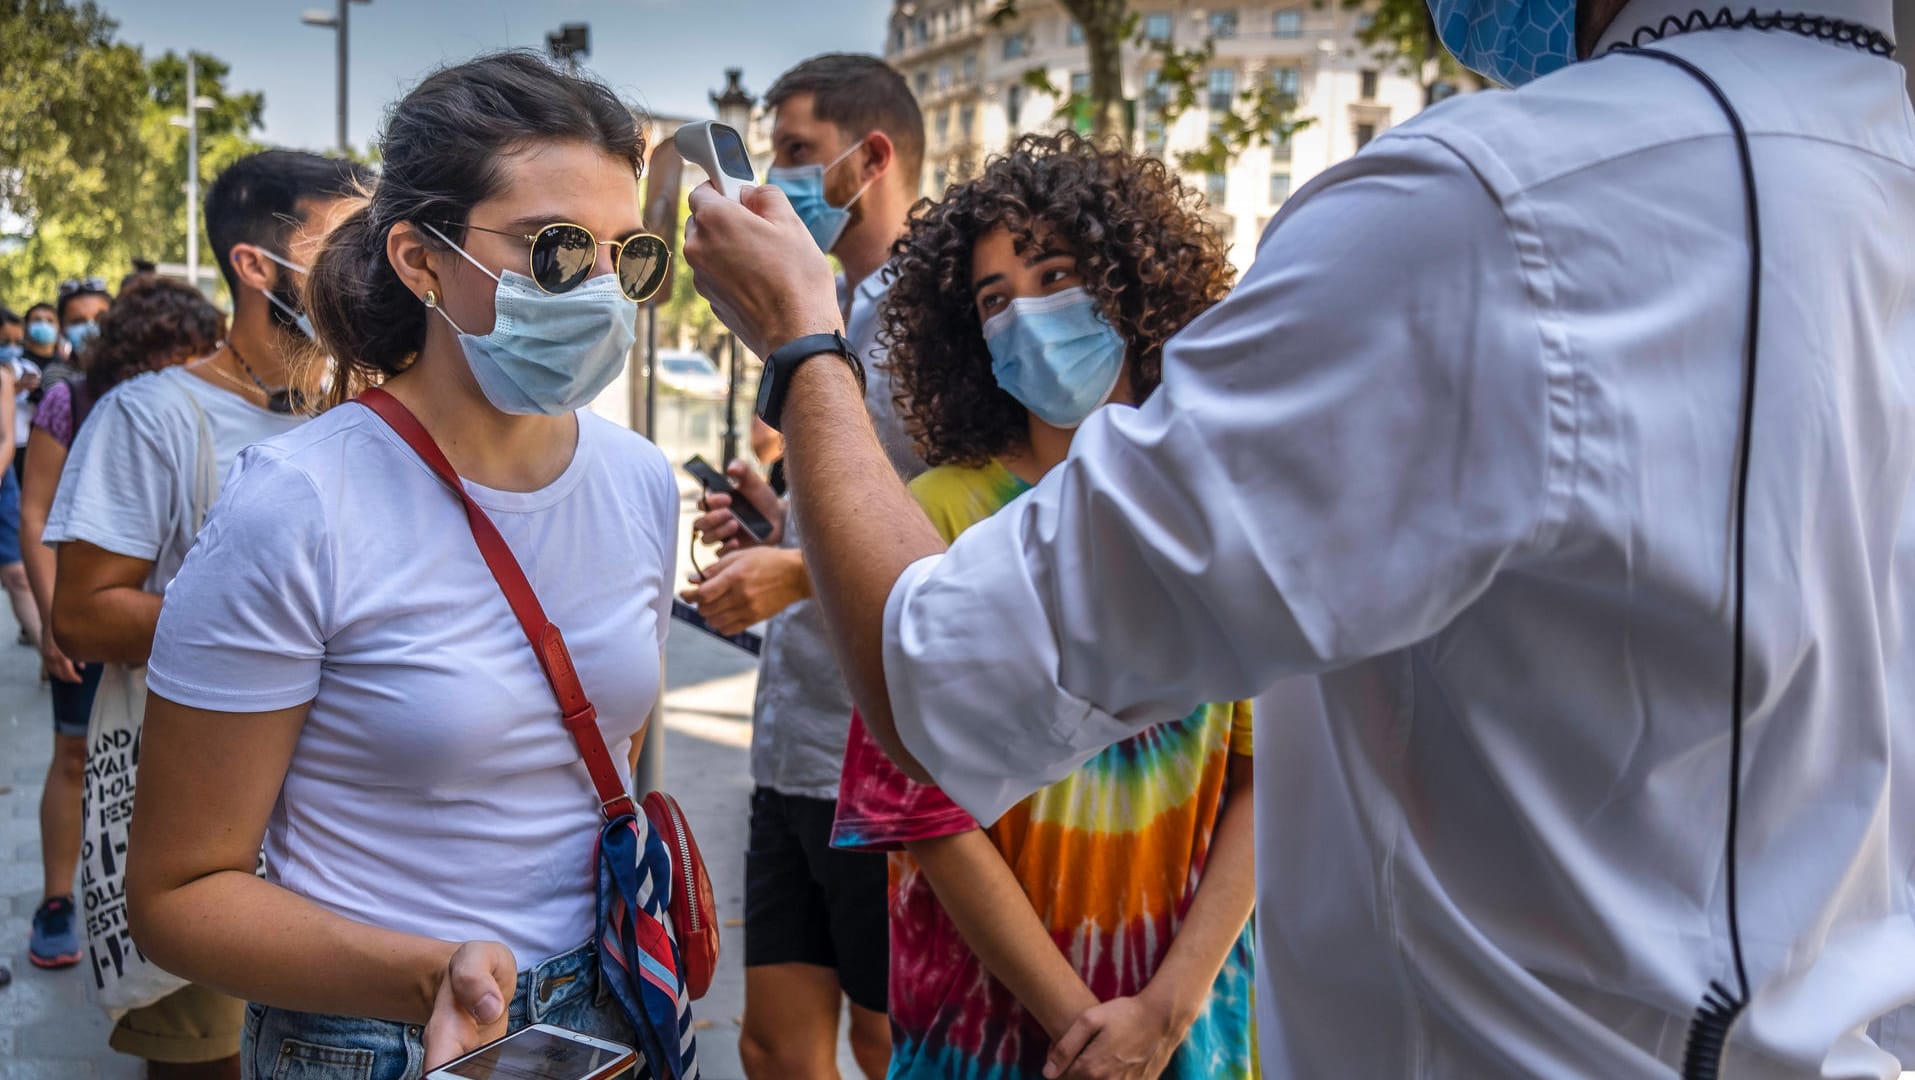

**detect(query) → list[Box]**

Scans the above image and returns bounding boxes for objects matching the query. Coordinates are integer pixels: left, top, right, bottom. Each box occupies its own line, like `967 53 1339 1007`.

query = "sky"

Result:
100 0 895 153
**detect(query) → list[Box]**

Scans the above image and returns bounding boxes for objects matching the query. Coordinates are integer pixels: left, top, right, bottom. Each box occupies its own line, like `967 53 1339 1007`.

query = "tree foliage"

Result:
993 0 1306 172
0 1 268 307
1337 0 1473 103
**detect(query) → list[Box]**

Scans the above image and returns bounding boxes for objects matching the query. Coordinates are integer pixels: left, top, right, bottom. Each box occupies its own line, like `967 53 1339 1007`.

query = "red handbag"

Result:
357 387 719 1000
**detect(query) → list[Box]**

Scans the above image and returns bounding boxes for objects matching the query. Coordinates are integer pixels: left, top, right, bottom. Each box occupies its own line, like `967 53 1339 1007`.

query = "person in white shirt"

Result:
682 0 1915 1075
45 149 368 1078
123 53 693 1079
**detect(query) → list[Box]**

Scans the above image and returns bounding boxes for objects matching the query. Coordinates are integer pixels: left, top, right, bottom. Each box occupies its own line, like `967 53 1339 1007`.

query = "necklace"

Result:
225 341 296 414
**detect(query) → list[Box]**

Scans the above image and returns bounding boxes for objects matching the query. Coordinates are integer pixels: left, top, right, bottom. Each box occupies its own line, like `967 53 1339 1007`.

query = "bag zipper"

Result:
661 797 700 934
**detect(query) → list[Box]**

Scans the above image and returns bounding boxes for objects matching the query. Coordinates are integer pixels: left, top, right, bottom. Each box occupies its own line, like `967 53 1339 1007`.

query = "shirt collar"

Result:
1594 0 1895 55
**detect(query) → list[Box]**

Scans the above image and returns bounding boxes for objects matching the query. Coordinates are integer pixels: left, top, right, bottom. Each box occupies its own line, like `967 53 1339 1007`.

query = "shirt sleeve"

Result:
831 709 980 852
882 134 1560 824
1229 700 1254 758
31 381 73 448
43 382 180 560
146 448 334 713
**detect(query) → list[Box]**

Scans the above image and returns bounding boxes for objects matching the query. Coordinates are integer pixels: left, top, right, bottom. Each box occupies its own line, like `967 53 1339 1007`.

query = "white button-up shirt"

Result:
879 3 1915 1075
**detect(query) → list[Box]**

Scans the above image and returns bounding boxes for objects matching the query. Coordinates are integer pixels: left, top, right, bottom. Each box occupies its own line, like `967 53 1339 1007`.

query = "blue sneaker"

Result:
29 896 80 969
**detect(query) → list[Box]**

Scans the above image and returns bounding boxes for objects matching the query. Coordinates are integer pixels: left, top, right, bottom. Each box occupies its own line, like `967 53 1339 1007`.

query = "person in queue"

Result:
825 133 1256 1080
123 52 694 1078
45 149 365 1078
54 278 111 381
682 52 925 1080
21 275 222 974
683 0 1915 1074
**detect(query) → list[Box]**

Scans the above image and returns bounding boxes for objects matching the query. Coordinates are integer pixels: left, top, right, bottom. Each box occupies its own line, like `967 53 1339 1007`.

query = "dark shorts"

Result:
0 468 20 565
52 661 103 739
744 787 889 1013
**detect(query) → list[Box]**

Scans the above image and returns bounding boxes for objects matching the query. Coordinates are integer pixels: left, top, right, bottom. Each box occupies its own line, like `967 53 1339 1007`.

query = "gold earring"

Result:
423 289 438 308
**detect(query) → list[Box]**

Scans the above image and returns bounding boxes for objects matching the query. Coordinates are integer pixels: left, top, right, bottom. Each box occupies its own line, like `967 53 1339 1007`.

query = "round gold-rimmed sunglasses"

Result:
442 221 672 303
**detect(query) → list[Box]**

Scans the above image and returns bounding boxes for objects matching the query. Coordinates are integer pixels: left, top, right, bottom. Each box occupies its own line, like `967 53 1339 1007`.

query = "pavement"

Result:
0 489 861 1079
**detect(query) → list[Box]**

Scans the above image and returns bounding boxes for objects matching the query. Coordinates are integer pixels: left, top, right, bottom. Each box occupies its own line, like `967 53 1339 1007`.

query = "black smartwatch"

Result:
755 330 865 432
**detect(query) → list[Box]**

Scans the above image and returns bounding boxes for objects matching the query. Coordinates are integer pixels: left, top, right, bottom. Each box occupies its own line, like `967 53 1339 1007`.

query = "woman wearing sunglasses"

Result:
121 52 691 1079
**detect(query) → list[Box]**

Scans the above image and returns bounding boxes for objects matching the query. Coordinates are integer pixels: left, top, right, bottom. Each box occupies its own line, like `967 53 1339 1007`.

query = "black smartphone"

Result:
672 599 764 656
683 455 775 543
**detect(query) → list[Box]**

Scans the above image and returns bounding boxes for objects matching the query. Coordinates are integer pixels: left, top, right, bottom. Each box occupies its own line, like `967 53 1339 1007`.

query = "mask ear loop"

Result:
826 135 882 211
417 221 503 338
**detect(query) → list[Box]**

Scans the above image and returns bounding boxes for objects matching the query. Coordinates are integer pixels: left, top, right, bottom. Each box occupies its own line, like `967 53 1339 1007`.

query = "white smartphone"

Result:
423 1024 637 1080
673 119 756 201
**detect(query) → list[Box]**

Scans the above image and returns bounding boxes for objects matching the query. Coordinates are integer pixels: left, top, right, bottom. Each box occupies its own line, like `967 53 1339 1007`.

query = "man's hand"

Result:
692 460 786 552
681 546 811 636
683 182 844 358
1044 993 1187 1080
41 632 80 684
422 940 516 1071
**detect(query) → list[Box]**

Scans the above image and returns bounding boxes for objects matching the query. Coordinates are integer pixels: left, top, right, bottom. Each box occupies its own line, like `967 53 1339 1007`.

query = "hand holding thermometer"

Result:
674 120 756 201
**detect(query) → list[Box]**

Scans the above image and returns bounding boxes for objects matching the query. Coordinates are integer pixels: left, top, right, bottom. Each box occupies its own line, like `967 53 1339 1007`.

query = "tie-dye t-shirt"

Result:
833 459 1256 1080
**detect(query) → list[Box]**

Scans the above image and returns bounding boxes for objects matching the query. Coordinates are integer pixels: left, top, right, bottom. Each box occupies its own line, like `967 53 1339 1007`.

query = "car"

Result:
654 349 728 399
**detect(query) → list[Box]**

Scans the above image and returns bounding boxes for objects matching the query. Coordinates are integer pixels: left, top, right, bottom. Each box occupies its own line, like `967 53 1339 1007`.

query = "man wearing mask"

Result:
44 149 368 1080
20 303 61 376
681 53 924 1080
0 308 22 350
686 0 1915 1076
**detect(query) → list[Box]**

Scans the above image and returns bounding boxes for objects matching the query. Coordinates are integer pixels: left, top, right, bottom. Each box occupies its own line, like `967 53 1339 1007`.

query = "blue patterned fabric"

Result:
1428 0 1578 87
596 811 699 1080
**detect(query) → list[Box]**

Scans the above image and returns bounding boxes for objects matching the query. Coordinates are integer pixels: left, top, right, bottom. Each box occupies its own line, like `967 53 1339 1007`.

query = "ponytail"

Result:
306 197 427 409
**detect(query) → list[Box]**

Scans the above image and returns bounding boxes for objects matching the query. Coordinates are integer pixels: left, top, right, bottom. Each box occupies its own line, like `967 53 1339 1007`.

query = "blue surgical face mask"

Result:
64 321 97 351
1426 0 1576 88
765 136 876 254
25 322 56 348
421 222 637 417
982 286 1126 430
255 247 316 340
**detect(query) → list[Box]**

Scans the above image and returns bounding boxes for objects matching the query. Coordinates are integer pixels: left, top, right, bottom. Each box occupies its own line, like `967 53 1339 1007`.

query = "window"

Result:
937 62 952 90
960 104 976 141
891 27 906 53
914 70 930 97
1268 64 1300 98
1360 68 1379 100
1274 9 1303 37
1007 84 1025 128
1269 171 1291 203
933 166 948 191
1354 122 1377 149
962 53 978 84
935 109 950 147
1208 10 1239 38
1271 132 1291 161
913 16 928 44
1145 12 1173 42
1071 71 1092 98
1206 171 1228 204
1207 68 1236 112
1143 69 1167 151
1003 33 1027 59
1067 20 1085 46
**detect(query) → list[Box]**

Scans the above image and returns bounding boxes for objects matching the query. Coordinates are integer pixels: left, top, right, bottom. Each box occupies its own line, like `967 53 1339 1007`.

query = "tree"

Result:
1338 0 1474 105
997 0 1307 174
0 1 266 305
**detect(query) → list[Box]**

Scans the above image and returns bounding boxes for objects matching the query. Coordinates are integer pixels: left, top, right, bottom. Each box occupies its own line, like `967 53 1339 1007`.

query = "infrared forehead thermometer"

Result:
674 120 755 201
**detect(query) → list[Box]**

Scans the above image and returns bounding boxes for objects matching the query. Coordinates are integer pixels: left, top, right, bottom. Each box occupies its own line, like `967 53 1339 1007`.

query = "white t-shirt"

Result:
146 404 679 967
13 356 40 448
45 366 304 588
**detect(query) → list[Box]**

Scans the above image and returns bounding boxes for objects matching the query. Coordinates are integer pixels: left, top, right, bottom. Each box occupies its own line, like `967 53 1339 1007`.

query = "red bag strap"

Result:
356 387 636 822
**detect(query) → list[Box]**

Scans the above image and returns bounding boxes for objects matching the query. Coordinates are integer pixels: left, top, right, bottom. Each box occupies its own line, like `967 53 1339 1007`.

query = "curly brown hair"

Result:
84 276 223 404
879 132 1234 467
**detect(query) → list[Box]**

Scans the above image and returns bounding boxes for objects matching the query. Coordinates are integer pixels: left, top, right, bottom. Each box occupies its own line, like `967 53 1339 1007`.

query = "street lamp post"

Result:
302 0 372 155
169 57 216 293
710 69 755 465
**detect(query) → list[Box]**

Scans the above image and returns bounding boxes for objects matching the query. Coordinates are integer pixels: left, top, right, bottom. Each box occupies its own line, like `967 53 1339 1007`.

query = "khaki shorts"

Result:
109 982 244 1063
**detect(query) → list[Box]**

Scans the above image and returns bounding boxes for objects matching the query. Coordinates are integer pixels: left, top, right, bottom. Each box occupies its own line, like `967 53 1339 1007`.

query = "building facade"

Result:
884 0 1435 268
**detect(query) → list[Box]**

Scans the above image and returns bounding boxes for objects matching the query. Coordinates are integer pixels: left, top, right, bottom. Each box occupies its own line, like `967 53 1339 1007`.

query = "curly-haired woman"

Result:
829 133 1255 1080
19 274 221 972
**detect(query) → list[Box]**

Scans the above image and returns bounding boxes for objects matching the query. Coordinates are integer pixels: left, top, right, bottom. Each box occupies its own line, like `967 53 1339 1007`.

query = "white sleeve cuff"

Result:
881 518 1135 824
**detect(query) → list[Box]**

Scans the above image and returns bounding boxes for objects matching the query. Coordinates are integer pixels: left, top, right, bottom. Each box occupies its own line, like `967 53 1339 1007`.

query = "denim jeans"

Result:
242 941 639 1080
